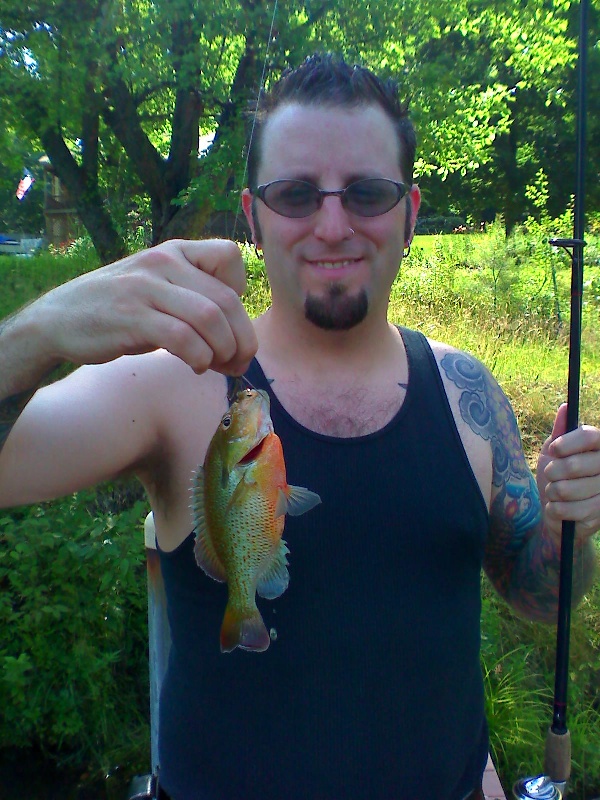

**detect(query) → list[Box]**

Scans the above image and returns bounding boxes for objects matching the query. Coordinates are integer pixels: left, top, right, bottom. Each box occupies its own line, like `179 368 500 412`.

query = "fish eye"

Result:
221 415 232 429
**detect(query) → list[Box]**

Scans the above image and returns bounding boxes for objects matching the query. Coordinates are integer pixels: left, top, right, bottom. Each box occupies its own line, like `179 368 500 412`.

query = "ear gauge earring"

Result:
403 242 411 259
254 244 264 260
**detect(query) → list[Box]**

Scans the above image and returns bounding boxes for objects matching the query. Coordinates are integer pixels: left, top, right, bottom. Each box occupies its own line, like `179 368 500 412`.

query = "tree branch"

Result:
102 71 167 201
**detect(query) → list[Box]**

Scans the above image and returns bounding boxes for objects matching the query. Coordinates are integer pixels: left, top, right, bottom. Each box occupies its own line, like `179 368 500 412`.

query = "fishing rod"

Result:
512 1 588 798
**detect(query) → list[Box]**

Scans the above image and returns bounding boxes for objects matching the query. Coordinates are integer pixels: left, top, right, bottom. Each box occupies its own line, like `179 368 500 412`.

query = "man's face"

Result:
242 102 420 330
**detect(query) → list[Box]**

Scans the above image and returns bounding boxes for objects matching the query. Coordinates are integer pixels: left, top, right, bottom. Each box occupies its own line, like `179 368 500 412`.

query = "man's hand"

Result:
24 238 258 377
537 403 600 542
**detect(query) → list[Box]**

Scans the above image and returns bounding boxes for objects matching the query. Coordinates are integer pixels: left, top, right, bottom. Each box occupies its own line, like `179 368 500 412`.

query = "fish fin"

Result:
274 488 288 518
257 540 290 599
285 485 322 516
194 530 227 583
220 604 270 653
225 472 256 515
190 468 226 582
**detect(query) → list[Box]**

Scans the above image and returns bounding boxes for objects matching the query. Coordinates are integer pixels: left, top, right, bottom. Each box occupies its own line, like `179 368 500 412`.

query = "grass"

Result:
1 225 600 798
0 245 100 320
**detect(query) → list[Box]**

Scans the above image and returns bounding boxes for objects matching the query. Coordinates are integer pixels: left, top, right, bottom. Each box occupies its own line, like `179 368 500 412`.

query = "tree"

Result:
0 0 334 262
397 0 599 231
1 0 594 262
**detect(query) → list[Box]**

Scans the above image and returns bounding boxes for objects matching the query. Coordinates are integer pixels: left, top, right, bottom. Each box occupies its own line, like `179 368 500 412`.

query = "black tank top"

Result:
158 327 490 800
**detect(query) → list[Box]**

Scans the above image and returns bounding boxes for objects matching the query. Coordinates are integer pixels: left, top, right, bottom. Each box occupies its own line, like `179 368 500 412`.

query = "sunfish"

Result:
192 386 321 653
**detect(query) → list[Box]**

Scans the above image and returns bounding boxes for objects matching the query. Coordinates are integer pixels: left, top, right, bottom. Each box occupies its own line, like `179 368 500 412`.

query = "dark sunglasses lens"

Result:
263 181 320 217
345 179 404 216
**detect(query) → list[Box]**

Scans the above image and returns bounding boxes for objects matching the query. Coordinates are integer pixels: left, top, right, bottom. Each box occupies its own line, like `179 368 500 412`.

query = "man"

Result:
0 54 599 800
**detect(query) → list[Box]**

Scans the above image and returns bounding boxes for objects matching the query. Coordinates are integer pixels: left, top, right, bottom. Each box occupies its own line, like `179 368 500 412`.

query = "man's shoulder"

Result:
96 348 225 391
134 350 228 412
73 349 228 434
420 338 505 414
413 336 495 507
421 335 468 362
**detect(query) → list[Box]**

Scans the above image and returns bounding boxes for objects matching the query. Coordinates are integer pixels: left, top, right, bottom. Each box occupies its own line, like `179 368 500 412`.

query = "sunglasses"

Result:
253 178 409 219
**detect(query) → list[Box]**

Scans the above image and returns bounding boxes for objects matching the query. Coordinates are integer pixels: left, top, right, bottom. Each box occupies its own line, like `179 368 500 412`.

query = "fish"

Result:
191 386 321 653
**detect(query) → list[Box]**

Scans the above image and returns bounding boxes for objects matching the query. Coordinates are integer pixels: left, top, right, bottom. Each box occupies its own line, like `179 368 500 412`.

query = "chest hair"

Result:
270 380 406 438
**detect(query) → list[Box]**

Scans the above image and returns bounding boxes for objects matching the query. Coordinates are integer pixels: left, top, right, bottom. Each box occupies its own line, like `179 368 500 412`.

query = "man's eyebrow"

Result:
288 174 317 184
271 172 384 186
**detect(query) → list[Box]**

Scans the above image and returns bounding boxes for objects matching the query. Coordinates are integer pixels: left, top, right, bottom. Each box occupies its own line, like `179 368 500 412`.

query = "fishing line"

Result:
231 0 279 244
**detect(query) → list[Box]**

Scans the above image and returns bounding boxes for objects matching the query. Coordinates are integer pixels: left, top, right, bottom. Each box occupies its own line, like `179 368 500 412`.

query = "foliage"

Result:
0 131 45 234
240 241 270 317
0 248 100 321
396 219 600 334
0 486 149 780
2 0 598 260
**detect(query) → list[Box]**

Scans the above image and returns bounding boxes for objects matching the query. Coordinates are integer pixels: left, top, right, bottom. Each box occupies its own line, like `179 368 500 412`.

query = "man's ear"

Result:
405 184 421 245
242 189 261 247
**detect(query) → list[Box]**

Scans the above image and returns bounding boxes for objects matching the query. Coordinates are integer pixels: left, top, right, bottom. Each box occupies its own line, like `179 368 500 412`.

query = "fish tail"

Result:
220 604 271 653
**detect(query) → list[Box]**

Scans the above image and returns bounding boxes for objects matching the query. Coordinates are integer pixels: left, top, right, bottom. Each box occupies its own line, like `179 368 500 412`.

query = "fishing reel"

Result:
512 774 563 800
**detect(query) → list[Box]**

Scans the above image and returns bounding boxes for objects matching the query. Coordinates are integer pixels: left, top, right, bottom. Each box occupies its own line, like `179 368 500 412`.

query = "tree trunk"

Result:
39 127 128 265
494 119 524 236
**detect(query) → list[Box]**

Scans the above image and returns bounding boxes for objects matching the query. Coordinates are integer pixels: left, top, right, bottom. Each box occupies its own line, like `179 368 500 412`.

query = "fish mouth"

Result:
238 435 267 465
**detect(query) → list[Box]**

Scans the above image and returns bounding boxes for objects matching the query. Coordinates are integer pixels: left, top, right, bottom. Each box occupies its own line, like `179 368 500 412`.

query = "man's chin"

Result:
304 287 369 331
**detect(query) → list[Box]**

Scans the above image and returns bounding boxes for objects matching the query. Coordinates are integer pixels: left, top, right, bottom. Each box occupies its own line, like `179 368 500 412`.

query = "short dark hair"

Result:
246 53 416 190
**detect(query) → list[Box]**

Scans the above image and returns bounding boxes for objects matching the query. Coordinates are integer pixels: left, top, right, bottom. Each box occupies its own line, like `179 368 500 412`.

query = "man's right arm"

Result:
0 239 257 508
0 306 61 455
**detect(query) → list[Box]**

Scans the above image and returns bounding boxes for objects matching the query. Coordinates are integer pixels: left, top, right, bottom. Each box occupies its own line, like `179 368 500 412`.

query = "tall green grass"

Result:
0 244 100 321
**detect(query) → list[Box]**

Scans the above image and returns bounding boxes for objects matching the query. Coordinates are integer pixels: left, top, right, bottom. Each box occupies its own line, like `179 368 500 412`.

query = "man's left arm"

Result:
483 388 600 623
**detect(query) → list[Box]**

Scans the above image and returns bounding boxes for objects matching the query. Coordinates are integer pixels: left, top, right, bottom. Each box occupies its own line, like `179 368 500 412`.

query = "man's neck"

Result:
252 309 408 437
254 307 400 376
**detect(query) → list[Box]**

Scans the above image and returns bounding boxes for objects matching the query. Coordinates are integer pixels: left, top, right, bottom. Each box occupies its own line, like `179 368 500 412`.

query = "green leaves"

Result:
0 0 597 255
0 486 148 775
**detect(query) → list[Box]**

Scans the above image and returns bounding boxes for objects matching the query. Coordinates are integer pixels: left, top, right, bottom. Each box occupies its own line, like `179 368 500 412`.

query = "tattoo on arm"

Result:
441 351 593 621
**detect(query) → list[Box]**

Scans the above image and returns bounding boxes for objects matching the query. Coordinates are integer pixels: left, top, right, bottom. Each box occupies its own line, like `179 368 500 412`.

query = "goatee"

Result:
304 284 368 330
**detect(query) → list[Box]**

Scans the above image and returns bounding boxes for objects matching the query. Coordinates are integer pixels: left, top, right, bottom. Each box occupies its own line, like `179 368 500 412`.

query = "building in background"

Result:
41 158 81 247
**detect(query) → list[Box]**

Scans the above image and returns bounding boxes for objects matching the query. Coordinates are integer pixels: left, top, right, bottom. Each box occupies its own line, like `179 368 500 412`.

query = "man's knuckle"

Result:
565 456 582 478
138 246 176 272
217 239 242 260
553 482 570 502
196 301 225 329
218 285 242 313
164 318 192 351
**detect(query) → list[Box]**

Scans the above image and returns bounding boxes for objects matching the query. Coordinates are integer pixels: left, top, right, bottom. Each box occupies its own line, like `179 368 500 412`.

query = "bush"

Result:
0 486 149 782
0 249 100 321
240 241 271 317
403 219 600 334
415 214 467 234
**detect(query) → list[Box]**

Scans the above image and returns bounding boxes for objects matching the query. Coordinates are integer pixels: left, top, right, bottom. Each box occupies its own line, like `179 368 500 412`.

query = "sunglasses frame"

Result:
253 178 409 219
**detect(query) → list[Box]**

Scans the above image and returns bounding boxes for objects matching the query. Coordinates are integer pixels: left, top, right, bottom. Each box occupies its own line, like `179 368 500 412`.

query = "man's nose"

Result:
312 196 355 243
